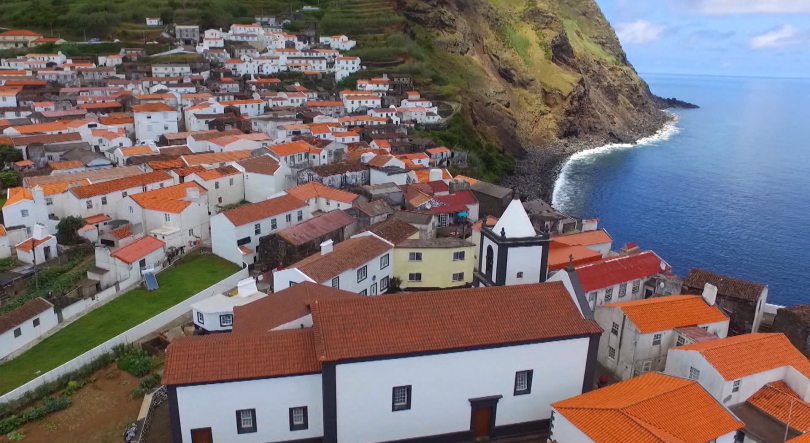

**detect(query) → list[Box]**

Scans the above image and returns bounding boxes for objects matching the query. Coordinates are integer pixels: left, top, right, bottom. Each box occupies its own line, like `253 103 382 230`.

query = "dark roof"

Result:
10 132 82 147
392 210 433 225
683 269 766 302
233 282 359 333
42 141 91 153
309 161 366 176
236 155 281 175
311 282 602 362
0 298 52 335
354 200 394 217
470 180 513 199
276 210 354 246
158 145 194 156
364 217 418 245
291 235 393 283
396 238 475 249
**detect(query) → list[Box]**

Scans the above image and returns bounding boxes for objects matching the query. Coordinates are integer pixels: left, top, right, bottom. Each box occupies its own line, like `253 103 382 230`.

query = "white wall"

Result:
188 174 244 213
211 206 310 267
0 307 58 360
334 338 591 443
241 167 290 203
274 249 392 295
549 411 595 443
176 374 323 443
584 276 653 311
66 177 174 219
134 111 179 143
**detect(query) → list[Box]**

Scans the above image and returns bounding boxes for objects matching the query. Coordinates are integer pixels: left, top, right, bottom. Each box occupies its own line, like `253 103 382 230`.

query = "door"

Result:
370 282 378 296
190 428 213 443
472 407 492 438
43 246 51 260
439 213 448 227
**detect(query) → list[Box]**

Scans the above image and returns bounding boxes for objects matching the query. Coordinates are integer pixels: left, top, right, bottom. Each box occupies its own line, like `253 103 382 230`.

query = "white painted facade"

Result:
64 177 174 219
234 162 291 203
583 277 655 310
134 109 179 144
118 197 211 250
185 172 245 213
0 303 58 361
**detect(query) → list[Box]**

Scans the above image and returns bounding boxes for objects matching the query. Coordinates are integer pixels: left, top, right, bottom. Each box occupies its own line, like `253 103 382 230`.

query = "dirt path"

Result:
17 365 143 443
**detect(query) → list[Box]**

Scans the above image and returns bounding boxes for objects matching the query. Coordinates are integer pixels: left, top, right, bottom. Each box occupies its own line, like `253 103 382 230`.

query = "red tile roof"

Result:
604 295 728 333
70 171 170 199
109 224 132 239
575 251 670 292
16 236 53 252
222 194 307 226
552 372 743 443
311 281 602 362
0 298 52 335
48 160 84 170
84 214 111 224
132 103 176 113
288 234 392 283
192 165 240 181
110 236 165 264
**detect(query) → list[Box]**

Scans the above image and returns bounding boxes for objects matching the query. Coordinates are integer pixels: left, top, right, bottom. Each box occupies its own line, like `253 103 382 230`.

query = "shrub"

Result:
56 216 86 245
21 396 70 422
6 430 24 441
0 416 23 434
0 171 18 188
118 349 162 377
130 374 162 399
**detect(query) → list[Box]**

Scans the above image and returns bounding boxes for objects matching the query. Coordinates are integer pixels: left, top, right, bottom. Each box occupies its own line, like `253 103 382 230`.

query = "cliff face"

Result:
398 0 668 157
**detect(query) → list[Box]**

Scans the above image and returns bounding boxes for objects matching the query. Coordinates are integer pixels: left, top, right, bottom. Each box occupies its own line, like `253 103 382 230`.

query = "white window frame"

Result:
732 379 741 393
408 252 422 261
689 367 700 381
608 346 616 360
652 333 662 346
452 251 465 261
357 265 367 283
451 272 464 282
408 273 422 282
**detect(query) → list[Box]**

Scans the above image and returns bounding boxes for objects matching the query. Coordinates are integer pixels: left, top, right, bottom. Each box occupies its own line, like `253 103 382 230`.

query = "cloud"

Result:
684 29 736 46
615 21 668 44
748 25 809 49
697 0 810 15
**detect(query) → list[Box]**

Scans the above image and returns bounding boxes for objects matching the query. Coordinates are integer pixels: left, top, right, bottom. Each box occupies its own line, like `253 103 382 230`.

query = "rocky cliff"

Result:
398 0 670 165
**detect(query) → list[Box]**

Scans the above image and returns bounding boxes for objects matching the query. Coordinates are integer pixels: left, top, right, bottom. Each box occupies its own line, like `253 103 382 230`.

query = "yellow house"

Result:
0 30 43 49
394 238 476 290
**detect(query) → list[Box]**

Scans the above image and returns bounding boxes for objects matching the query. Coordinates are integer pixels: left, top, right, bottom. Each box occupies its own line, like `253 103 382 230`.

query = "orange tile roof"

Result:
311 281 601 362
426 146 450 155
789 433 810 442
110 236 165 263
148 159 184 170
163 329 320 386
747 381 810 432
48 160 84 170
118 145 155 156
552 229 613 247
8 121 67 134
604 295 727 333
286 182 358 204
99 115 134 125
268 141 316 157
222 194 307 226
4 187 32 207
0 225 6 236
192 165 240 181
84 214 112 224
130 182 206 213
673 333 810 380
0 30 42 37
16 236 53 252
172 166 206 177
109 224 132 239
70 171 170 199
289 235 392 283
132 103 176 113
552 372 743 443
307 101 344 107
39 180 90 196
414 168 452 182
182 150 252 166
548 243 603 271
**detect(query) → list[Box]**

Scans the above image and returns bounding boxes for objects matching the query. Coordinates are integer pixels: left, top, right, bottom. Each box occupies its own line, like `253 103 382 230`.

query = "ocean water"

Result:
551 73 810 306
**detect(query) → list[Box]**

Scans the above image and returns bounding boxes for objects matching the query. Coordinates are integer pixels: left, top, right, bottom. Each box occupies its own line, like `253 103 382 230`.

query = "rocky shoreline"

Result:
499 109 677 203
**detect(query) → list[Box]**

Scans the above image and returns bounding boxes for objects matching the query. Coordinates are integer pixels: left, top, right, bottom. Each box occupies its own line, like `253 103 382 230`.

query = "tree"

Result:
56 216 86 245
0 171 18 188
0 145 22 166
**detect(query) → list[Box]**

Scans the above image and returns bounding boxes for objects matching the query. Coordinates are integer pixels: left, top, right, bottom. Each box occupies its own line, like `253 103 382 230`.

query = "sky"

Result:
594 0 810 77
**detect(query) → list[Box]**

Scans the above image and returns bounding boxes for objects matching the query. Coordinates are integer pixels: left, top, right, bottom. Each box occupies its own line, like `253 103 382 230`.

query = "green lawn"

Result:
0 253 238 396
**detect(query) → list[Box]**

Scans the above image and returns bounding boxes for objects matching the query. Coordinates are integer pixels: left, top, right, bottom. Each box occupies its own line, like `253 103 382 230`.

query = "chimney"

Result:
32 223 47 240
31 185 44 204
702 283 718 306
360 152 375 164
185 185 200 200
428 168 442 182
236 277 258 297
449 178 470 193
320 239 333 255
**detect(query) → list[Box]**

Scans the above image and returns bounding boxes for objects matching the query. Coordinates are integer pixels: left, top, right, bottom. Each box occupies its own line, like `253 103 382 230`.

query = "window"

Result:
162 213 170 222
514 370 533 395
676 335 685 346
701 325 709 331
408 273 423 282
271 219 277 230
236 409 257 434
129 206 134 214
13 328 21 338
229 178 234 186
604 287 613 302
289 406 308 431
331 277 339 288
589 292 597 302
652 333 662 346
21 209 28 217
380 254 389 269
197 312 204 324
608 346 616 360
380 276 389 291
86 200 93 209
297 210 303 222
100 196 108 206
632 279 641 294
392 386 411 411
408 252 422 261
286 214 292 222
733 380 741 393
33 318 39 327
452 251 465 261
642 361 652 373
357 265 367 283
452 272 464 282
215 181 220 190
619 282 627 298
611 322 620 336
220 314 233 327
254 224 261 235
517 272 524 278
122 191 127 198
689 367 700 381
45 197 53 206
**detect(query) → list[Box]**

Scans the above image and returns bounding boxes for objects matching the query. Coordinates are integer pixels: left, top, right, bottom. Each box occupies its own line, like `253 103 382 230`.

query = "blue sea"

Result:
552 73 810 306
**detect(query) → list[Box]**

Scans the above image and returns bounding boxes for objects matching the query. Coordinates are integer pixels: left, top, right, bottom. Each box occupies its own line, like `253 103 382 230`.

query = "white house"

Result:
234 155 290 203
575 251 671 310
132 103 179 144
343 94 381 114
334 57 360 82
273 232 393 294
65 171 174 219
220 99 265 117
15 223 58 264
2 187 49 236
0 298 59 361
146 17 163 26
285 182 362 213
191 278 267 333
113 145 156 166
185 166 244 212
152 64 191 77
97 235 166 284
162 281 603 443
119 182 211 249
550 372 743 443
210 194 309 268
0 225 10 259
594 291 729 381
